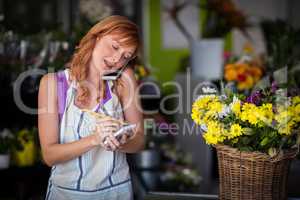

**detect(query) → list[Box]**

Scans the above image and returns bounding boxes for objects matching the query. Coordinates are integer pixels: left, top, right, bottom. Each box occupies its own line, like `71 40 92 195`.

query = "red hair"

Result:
68 15 140 106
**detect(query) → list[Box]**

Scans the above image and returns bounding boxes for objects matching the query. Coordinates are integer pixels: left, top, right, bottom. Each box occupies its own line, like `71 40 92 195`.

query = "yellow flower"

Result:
258 103 274 126
275 110 291 125
206 121 221 133
204 110 216 119
278 121 294 135
138 66 147 77
202 121 226 145
237 76 254 90
293 104 300 122
203 132 219 145
193 96 214 110
275 108 295 135
231 100 241 116
191 111 201 125
192 95 221 125
209 101 223 112
292 96 300 105
240 103 259 125
228 124 243 139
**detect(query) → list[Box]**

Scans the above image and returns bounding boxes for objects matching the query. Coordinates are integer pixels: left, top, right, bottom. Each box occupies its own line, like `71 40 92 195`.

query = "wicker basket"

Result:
215 145 299 200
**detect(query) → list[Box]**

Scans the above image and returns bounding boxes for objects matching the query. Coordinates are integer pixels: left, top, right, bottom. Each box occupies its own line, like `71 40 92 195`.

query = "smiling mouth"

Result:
103 60 117 74
103 59 113 68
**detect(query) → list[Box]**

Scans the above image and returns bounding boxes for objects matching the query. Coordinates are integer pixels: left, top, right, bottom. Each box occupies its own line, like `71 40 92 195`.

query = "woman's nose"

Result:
112 52 122 64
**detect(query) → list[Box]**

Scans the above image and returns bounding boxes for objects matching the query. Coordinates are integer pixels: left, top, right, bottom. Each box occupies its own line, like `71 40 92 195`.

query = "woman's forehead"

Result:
110 33 136 45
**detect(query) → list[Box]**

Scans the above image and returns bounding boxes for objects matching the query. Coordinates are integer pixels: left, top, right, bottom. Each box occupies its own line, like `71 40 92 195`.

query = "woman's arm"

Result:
38 73 99 166
117 67 145 153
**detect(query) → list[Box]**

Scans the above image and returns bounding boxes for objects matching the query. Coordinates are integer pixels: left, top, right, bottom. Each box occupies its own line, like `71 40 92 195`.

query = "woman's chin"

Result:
92 63 105 72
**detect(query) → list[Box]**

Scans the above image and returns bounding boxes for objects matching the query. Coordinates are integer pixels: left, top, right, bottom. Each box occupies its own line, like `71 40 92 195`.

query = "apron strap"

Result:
56 70 69 123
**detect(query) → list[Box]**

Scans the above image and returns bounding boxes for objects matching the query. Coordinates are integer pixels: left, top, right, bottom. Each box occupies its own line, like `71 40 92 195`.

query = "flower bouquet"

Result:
224 44 264 93
224 62 263 91
191 84 300 199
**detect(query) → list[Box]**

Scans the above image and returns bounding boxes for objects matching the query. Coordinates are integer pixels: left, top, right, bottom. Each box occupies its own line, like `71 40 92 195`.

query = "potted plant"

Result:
0 129 15 169
191 83 300 199
166 0 248 79
12 127 38 167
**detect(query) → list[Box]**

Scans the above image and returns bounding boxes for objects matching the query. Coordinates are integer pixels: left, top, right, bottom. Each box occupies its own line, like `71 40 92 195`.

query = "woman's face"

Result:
91 34 136 74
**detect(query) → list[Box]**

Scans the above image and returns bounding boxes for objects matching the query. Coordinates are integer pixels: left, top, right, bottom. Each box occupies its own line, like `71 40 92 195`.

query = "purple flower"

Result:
246 90 262 105
271 81 278 93
271 120 277 127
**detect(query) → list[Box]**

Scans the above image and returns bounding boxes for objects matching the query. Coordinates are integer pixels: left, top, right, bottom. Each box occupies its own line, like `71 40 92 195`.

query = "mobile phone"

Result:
104 124 136 145
101 66 126 80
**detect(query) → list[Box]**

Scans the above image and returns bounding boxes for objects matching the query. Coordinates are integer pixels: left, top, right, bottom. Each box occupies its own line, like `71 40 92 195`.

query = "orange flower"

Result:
225 63 235 71
225 67 237 81
238 76 254 90
236 63 247 74
250 66 263 81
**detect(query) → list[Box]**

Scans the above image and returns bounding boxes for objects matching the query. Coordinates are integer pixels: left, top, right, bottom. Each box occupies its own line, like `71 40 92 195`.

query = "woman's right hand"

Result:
91 116 123 151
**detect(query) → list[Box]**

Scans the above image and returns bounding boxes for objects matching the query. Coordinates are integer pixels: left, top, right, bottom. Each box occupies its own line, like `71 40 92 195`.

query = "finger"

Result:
106 139 117 151
120 134 128 144
101 135 109 146
104 143 112 151
102 136 111 149
108 133 120 147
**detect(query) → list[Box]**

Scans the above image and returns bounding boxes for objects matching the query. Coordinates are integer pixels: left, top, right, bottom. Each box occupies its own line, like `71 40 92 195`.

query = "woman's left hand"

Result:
119 130 134 145
104 130 134 151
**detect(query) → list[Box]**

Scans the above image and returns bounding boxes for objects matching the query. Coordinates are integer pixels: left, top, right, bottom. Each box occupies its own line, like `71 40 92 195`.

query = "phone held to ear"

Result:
103 123 136 145
101 66 126 80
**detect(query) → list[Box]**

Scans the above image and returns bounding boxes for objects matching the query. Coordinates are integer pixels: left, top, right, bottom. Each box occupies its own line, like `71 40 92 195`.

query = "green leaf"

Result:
260 137 270 146
268 147 278 157
241 137 251 145
239 146 252 152
243 128 254 135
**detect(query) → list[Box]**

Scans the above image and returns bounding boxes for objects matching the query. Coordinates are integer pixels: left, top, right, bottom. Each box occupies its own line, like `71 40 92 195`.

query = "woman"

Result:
38 15 145 200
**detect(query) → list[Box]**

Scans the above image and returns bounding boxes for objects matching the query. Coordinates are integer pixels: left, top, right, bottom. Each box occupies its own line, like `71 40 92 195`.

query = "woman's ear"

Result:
128 57 137 69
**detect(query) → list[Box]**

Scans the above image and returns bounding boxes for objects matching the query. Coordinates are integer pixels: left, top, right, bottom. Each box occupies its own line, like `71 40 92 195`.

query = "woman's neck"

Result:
87 62 102 91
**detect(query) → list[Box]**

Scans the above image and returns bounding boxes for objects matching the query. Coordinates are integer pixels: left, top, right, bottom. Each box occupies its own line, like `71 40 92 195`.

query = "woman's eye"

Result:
112 45 118 50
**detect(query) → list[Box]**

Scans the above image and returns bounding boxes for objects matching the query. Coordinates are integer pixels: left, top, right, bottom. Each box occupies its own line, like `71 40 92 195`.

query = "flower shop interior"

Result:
0 0 300 200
